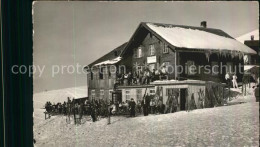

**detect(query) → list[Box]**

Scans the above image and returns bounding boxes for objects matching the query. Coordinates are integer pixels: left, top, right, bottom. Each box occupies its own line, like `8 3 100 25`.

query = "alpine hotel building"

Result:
85 22 256 111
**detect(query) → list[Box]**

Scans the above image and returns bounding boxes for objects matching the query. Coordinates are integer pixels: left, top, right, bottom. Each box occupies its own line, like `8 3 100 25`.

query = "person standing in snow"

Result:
129 98 136 117
189 94 197 111
142 93 149 116
165 95 173 114
79 102 84 120
225 72 231 87
232 74 238 88
150 99 155 114
172 96 178 113
90 101 97 122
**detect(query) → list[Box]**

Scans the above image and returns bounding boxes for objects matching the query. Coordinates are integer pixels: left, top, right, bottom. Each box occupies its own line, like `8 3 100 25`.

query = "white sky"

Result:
33 1 259 93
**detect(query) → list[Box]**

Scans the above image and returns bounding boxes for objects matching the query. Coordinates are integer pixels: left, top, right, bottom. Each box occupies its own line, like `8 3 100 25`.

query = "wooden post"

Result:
222 86 224 105
245 81 247 96
242 82 244 95
228 84 230 101
107 104 111 125
174 51 177 80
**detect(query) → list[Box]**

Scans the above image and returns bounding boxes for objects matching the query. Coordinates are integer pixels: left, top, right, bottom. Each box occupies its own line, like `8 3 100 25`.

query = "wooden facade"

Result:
152 80 225 110
86 22 255 110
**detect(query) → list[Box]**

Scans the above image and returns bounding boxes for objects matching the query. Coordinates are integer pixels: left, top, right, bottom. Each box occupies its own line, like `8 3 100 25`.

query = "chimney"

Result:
251 35 254 41
201 21 207 28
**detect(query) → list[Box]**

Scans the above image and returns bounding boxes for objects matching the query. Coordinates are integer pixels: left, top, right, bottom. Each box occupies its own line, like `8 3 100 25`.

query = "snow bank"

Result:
146 23 256 54
33 86 88 104
33 86 88 124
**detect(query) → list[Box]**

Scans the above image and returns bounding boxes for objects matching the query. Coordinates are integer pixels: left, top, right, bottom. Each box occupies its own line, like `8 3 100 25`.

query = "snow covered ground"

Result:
34 87 259 147
33 86 88 123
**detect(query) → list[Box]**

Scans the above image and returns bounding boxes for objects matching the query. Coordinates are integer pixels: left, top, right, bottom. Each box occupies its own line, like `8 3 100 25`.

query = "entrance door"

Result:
112 91 122 104
180 88 187 111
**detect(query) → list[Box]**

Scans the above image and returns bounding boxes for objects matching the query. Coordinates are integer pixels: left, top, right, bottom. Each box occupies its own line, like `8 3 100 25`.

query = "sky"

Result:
33 1 258 93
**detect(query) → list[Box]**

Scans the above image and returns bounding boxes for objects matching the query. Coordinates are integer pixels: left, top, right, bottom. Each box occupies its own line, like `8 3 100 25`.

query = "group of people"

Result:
44 97 113 123
44 101 68 115
225 72 238 88
110 94 168 117
116 66 169 86
45 92 186 124
141 93 175 116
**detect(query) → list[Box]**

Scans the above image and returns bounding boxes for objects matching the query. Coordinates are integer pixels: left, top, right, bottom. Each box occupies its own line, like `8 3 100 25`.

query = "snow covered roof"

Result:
87 42 127 67
94 57 122 66
236 29 259 43
146 23 256 54
244 65 259 71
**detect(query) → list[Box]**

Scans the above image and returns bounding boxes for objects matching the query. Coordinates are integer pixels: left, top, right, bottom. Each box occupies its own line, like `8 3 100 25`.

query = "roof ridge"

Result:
141 22 222 31
142 22 234 39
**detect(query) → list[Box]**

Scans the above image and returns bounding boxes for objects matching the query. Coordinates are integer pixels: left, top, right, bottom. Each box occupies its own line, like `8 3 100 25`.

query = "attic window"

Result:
137 47 143 58
91 90 95 100
149 44 155 56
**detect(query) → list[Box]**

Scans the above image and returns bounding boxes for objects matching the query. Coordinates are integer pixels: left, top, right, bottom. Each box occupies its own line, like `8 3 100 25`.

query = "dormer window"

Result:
163 44 169 54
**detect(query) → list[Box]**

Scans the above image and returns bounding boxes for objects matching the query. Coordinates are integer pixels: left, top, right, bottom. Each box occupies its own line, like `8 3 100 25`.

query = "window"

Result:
137 47 143 58
163 44 169 53
91 90 95 100
243 55 250 65
149 88 156 95
186 60 196 75
149 33 152 38
99 67 104 79
108 70 111 78
134 47 143 58
90 72 93 80
136 89 142 101
163 62 170 67
211 61 219 75
149 44 155 56
136 65 143 75
125 90 130 101
109 90 113 101
166 88 174 96
133 49 137 58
